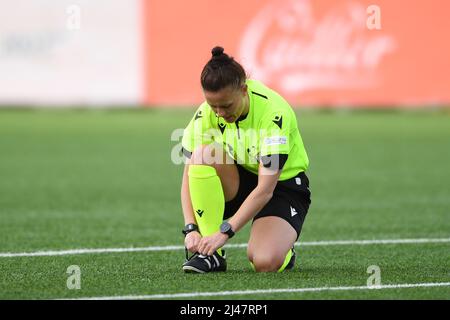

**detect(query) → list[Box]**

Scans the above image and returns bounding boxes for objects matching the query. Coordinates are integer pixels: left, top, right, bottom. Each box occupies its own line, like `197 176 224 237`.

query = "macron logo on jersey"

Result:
273 115 283 129
290 206 298 217
194 111 203 121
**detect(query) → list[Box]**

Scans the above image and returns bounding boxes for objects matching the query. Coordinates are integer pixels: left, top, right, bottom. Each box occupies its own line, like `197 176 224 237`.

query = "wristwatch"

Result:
220 222 235 239
182 223 198 236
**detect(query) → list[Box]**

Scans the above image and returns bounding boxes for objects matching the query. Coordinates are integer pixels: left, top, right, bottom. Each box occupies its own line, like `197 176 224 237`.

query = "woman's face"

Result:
204 85 248 123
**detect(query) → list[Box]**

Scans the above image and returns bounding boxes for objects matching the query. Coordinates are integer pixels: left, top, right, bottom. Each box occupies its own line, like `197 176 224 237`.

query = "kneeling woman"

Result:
180 46 311 273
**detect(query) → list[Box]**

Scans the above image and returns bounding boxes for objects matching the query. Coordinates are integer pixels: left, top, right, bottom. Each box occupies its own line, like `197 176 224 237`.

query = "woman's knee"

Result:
250 253 285 273
190 145 211 165
190 144 228 166
190 144 238 201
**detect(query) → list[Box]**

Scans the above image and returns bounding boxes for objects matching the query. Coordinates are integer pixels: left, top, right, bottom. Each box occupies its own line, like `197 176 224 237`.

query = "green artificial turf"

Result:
0 108 449 299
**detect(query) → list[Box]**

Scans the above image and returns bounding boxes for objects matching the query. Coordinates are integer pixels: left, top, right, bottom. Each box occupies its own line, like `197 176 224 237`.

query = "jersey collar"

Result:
236 86 253 123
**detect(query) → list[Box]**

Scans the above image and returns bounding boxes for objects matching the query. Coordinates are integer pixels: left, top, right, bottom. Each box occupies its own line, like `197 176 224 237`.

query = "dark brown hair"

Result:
200 46 246 92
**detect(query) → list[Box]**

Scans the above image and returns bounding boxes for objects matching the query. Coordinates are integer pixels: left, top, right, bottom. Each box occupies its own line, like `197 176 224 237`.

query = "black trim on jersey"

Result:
181 147 192 159
235 121 241 139
260 154 288 170
251 91 268 99
236 113 248 122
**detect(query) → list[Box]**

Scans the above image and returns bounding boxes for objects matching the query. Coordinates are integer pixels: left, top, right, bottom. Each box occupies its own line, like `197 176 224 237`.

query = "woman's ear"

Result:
241 84 248 96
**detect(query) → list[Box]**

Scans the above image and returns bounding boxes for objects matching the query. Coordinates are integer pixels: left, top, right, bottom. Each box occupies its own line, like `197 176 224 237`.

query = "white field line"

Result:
72 282 450 300
0 238 449 258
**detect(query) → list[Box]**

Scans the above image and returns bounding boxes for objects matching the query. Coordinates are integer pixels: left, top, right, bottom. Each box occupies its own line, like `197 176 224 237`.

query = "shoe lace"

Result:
184 249 224 270
185 248 197 262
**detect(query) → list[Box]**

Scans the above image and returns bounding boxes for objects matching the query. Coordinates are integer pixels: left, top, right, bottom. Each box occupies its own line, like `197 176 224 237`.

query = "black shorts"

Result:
224 165 311 240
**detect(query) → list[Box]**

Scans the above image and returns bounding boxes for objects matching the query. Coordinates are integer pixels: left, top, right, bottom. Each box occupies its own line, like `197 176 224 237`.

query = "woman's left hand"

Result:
198 232 229 256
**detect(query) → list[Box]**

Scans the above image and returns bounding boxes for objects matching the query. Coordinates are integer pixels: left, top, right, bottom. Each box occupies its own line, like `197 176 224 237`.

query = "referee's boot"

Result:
284 247 296 271
182 250 227 273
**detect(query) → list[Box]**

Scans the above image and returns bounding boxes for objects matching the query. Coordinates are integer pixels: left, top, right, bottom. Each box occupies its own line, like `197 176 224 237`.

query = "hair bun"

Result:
211 46 225 57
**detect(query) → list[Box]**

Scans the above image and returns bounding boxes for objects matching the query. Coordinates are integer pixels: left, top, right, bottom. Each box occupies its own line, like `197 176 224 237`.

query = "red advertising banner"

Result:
143 0 450 107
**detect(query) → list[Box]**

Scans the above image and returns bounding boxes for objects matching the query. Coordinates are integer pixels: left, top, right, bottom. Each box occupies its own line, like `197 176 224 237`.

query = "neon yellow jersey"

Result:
182 79 309 181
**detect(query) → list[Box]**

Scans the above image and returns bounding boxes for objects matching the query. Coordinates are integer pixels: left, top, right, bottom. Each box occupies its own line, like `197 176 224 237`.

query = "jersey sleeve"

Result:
258 110 292 170
181 105 215 158
259 111 292 157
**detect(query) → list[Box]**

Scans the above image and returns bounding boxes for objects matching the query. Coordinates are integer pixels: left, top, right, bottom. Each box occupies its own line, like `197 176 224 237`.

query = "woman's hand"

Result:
184 231 202 253
198 232 229 256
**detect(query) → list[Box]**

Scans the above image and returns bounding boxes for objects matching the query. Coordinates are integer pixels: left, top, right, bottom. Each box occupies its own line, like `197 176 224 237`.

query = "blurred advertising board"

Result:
1 0 449 108
0 0 142 106
144 0 450 108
